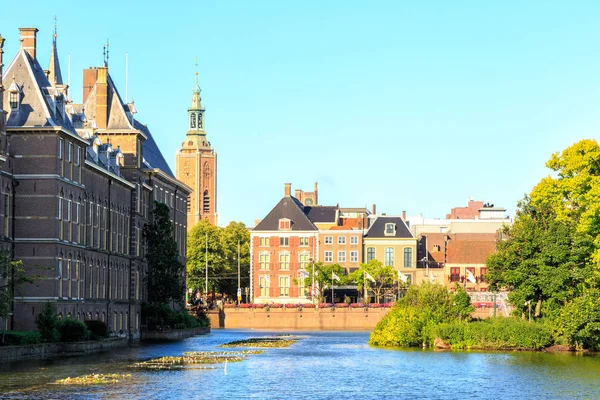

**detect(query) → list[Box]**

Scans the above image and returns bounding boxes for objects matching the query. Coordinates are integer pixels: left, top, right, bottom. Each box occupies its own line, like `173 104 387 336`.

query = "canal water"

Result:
1 330 600 399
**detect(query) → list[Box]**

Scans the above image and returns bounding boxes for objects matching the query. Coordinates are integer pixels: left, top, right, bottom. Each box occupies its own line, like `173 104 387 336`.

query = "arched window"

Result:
58 190 64 240
190 113 196 129
68 195 73 242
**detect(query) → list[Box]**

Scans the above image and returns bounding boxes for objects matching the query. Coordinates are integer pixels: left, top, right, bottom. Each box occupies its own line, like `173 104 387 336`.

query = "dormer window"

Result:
9 92 19 109
279 218 291 230
385 223 396 236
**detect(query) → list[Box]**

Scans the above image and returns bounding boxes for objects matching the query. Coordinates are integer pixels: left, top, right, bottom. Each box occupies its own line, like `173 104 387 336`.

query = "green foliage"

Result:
84 320 108 340
452 284 475 322
2 331 41 345
35 302 60 343
369 283 460 347
300 262 346 303
432 318 554 350
0 251 35 327
142 302 208 330
348 260 396 303
554 288 600 350
186 219 250 297
143 202 185 305
57 318 89 342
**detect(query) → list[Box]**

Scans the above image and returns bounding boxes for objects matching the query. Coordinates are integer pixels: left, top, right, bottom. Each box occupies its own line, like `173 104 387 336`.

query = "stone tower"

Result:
176 72 217 229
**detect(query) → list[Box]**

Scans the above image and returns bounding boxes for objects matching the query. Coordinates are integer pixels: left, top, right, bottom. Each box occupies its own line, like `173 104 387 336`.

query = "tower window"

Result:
190 113 196 129
198 113 202 128
203 190 210 213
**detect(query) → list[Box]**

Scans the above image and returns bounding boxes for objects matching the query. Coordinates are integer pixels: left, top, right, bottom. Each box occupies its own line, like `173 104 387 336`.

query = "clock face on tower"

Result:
203 163 213 180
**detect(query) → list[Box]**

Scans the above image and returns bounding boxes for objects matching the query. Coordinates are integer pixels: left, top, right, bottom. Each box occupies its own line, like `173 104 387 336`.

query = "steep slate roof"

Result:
48 39 63 86
135 118 174 177
4 50 75 133
254 197 317 231
305 205 337 223
446 240 497 264
364 216 414 238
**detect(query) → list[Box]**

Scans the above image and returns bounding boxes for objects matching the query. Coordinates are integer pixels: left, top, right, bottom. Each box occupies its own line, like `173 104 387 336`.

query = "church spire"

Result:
48 16 63 86
191 58 203 110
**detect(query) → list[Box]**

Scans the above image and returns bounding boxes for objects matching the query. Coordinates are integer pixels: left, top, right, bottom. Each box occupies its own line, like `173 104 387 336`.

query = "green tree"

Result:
143 202 185 305
186 219 226 295
35 302 59 343
219 221 251 297
0 251 35 344
301 262 346 303
348 260 395 303
452 284 475 322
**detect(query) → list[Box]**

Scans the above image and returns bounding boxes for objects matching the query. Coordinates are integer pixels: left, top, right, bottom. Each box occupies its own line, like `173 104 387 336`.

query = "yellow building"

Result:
363 216 418 283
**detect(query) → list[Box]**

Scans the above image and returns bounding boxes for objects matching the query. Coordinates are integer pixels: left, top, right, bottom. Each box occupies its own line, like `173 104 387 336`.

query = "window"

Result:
260 237 269 247
279 276 290 296
259 253 270 270
59 138 63 160
324 251 333 262
190 113 196 129
450 267 460 282
338 251 346 263
299 237 309 246
338 236 346 245
403 248 412 268
324 236 333 244
259 276 270 297
385 223 396 235
3 194 8 237
198 113 203 128
466 267 476 284
58 259 63 297
68 142 73 162
279 237 289 246
299 253 310 269
278 218 291 230
480 267 488 283
298 272 308 297
279 253 290 270
350 251 358 263
367 247 375 262
350 236 358 245
385 247 394 267
9 91 18 108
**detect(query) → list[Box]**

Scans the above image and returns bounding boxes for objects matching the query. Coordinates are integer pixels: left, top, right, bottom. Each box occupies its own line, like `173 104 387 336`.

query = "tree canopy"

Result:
486 139 600 349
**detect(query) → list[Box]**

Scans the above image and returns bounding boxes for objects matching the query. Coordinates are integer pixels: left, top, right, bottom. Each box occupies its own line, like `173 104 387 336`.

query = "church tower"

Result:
176 72 218 229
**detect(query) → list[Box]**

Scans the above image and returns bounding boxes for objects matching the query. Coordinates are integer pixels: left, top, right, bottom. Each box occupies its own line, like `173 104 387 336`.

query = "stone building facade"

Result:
0 27 191 335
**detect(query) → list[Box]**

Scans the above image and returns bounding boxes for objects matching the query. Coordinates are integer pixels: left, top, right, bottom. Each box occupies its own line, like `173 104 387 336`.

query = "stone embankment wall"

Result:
141 326 210 340
208 307 392 330
0 337 128 361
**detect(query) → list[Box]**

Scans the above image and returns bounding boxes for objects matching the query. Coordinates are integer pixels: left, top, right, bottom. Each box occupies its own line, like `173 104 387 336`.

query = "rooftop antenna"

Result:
103 39 109 68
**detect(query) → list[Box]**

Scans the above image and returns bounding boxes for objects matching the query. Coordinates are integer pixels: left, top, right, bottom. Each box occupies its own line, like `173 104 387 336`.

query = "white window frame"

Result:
350 251 358 263
324 236 333 244
350 236 359 245
338 236 346 245
338 251 346 263
324 251 333 262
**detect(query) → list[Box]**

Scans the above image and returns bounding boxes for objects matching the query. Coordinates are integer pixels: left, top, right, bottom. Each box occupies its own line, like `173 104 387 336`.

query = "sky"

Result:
2 1 600 226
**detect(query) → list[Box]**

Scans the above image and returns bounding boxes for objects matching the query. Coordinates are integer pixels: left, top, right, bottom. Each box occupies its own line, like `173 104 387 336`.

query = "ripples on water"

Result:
1 330 599 399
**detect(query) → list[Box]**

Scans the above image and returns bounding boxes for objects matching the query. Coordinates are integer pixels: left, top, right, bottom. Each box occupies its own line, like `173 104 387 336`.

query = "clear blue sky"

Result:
2 1 599 226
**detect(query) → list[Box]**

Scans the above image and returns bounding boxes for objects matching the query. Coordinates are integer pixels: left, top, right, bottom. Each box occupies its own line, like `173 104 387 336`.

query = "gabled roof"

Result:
254 197 317 231
305 205 337 223
4 49 75 133
364 216 414 238
446 240 497 264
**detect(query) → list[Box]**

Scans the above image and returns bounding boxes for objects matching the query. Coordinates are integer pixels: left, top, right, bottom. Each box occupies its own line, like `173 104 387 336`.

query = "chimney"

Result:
284 183 291 197
402 210 406 221
372 204 377 215
295 189 302 199
83 67 98 102
19 28 38 59
96 67 108 129
314 182 318 205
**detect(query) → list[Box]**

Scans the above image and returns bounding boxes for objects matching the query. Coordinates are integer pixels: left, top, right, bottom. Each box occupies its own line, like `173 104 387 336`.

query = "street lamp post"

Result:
310 258 315 305
237 240 241 304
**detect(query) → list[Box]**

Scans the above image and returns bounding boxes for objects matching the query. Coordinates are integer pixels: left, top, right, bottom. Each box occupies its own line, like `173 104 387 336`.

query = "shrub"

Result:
84 320 108 339
58 318 89 342
2 331 41 345
35 302 60 343
432 318 554 350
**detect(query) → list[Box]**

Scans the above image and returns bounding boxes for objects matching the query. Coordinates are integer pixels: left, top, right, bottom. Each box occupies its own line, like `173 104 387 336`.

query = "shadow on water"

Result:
1 330 599 399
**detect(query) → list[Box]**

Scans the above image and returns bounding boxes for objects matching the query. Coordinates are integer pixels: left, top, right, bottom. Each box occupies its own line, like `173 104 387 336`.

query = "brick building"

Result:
0 27 190 335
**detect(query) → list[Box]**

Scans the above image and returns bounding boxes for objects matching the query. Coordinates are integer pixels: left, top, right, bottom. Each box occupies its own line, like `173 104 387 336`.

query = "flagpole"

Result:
363 270 367 305
331 272 334 304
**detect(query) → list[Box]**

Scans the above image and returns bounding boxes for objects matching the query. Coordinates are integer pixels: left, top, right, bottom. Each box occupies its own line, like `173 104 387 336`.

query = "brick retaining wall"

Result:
0 337 128 361
141 326 210 341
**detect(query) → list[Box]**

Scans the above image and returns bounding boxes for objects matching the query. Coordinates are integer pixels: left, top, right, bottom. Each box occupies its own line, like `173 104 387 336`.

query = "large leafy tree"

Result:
143 202 185 305
301 261 346 303
186 220 251 298
486 139 600 348
0 250 35 343
348 260 396 303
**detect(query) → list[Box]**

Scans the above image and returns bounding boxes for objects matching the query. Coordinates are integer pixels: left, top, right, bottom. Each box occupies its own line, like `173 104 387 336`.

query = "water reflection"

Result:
1 330 599 399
